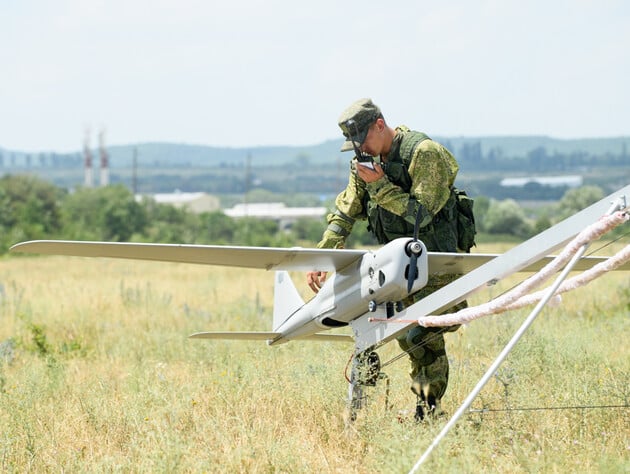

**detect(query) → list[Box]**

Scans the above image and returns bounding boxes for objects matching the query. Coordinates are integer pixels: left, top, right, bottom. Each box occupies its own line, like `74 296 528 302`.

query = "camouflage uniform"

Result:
317 99 466 417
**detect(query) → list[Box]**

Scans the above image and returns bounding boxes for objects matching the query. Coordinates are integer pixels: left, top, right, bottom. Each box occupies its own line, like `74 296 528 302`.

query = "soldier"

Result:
307 98 472 420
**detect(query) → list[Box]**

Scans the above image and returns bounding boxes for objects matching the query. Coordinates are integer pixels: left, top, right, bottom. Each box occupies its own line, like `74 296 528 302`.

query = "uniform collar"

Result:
386 125 410 163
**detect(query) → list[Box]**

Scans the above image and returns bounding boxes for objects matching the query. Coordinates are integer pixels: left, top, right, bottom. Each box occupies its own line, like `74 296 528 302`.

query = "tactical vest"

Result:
364 131 475 253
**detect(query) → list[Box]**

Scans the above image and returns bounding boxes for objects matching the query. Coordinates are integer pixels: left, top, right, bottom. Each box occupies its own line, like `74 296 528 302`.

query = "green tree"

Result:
289 217 327 244
140 197 203 243
555 186 604 221
533 214 553 234
470 195 490 232
483 199 533 238
234 218 293 247
0 174 65 251
199 211 237 244
61 185 148 241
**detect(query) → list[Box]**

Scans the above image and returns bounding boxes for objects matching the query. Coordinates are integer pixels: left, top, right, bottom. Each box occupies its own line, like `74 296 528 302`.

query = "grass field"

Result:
0 242 628 473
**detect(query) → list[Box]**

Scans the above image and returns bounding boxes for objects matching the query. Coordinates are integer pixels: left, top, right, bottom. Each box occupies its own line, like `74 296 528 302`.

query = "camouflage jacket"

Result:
317 126 460 251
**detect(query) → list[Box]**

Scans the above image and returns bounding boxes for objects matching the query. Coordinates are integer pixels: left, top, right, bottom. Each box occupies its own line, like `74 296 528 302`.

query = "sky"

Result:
1 0 629 153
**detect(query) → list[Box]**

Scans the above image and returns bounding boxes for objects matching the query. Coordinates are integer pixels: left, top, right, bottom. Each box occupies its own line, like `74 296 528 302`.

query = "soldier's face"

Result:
360 121 384 156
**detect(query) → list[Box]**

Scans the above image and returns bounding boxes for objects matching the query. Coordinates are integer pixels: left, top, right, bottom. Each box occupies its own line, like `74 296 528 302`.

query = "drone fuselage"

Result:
270 238 428 344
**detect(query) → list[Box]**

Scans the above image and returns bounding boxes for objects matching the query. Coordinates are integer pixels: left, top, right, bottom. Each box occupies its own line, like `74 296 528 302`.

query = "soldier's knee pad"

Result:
405 325 430 362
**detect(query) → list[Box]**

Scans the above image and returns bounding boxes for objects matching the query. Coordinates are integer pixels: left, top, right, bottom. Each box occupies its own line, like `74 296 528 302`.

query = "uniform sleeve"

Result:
365 142 458 229
316 167 368 249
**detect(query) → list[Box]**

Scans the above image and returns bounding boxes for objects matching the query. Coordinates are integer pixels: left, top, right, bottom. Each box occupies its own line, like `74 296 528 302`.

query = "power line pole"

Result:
132 147 138 195
243 152 251 242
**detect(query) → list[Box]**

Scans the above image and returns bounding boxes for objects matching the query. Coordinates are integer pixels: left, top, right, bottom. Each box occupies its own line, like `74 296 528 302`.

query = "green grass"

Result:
0 242 628 472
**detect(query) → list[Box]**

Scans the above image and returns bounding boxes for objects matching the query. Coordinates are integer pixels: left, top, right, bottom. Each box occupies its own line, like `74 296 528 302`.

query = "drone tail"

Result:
272 271 305 331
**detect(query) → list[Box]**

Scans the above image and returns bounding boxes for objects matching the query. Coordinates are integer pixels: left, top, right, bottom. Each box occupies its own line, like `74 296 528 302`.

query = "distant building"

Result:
500 175 583 188
135 195 327 228
224 202 327 229
137 191 220 213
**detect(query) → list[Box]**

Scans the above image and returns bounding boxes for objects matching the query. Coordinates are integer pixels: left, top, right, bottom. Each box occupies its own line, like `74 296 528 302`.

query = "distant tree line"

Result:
0 152 83 168
0 174 622 256
2 142 628 174
0 175 306 254
1 142 627 204
446 141 630 172
472 180 571 201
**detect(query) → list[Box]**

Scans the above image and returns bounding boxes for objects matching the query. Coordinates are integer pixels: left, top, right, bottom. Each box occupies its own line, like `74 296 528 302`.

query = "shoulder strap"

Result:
399 131 431 168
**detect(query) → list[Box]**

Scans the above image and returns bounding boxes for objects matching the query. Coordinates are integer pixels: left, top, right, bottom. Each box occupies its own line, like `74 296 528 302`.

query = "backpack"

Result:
453 188 476 252
392 129 477 252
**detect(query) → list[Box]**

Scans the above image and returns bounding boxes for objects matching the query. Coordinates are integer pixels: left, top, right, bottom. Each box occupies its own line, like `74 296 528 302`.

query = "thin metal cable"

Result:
585 230 629 257
380 327 449 369
468 404 629 414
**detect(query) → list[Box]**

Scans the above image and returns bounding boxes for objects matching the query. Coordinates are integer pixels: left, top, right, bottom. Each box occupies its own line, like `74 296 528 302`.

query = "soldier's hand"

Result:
307 271 327 293
356 161 385 183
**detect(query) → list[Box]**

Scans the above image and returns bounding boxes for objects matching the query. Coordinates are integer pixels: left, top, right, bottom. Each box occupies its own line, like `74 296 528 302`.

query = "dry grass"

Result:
0 241 628 472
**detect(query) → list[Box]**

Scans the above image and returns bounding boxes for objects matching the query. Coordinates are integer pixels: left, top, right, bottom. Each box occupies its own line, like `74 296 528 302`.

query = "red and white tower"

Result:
83 128 93 188
99 129 109 187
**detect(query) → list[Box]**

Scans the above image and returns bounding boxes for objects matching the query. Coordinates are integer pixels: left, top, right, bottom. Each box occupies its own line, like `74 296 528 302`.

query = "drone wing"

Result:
10 240 366 272
10 240 627 274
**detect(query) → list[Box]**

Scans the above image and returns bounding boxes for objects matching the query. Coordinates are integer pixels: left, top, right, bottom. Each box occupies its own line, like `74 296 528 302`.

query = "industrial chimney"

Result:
99 129 109 187
83 128 93 188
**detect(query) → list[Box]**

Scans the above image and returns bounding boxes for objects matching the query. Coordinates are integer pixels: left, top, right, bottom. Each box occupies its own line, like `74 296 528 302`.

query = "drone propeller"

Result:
406 204 424 293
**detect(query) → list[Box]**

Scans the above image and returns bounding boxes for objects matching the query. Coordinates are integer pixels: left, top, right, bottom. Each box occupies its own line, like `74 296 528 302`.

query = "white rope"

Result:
409 205 627 473
502 243 630 310
418 211 629 328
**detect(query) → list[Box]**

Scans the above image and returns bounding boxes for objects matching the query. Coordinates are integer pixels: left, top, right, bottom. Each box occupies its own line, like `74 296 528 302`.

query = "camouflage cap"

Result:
338 98 382 152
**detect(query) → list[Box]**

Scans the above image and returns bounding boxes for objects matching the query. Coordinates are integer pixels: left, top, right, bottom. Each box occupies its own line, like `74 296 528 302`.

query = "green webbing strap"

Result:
334 209 356 224
399 131 431 167
327 223 350 237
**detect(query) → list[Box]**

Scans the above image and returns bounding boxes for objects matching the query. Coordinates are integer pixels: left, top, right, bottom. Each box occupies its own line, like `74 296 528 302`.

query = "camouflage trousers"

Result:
396 274 466 408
